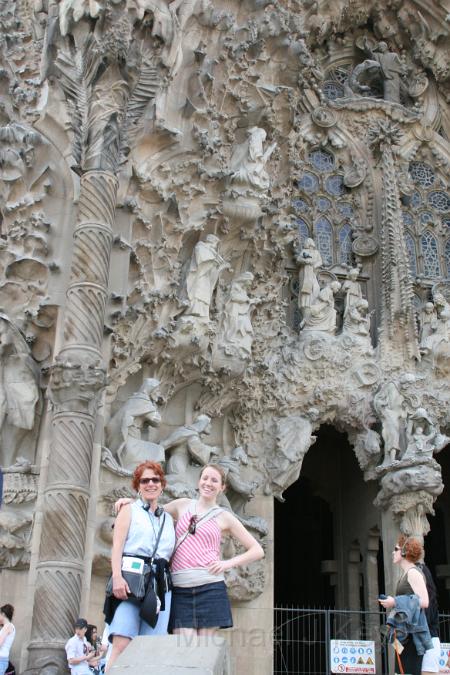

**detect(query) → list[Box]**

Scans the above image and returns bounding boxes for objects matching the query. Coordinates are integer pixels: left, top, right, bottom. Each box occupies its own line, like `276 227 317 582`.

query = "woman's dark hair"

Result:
86 624 97 645
132 461 166 492
0 604 14 621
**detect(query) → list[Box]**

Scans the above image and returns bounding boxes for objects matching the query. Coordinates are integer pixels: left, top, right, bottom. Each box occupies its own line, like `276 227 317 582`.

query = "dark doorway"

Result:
425 445 450 611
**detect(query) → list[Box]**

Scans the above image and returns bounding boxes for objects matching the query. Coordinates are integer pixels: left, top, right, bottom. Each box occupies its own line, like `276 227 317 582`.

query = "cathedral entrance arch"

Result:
275 425 382 610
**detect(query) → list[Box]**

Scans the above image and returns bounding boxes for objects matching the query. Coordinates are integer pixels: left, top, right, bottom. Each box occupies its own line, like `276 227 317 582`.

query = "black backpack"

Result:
5 662 15 675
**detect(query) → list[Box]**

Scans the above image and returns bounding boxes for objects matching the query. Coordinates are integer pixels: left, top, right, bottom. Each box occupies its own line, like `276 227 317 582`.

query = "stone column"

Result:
347 542 361 636
364 528 381 674
26 171 117 672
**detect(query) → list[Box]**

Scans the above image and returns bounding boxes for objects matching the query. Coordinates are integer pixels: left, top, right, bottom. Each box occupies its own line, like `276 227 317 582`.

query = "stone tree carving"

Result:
27 1 183 670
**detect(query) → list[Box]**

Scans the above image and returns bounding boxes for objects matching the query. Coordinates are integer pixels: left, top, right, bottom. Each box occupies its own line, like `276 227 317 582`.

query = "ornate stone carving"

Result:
217 272 257 361
300 280 341 335
162 414 221 478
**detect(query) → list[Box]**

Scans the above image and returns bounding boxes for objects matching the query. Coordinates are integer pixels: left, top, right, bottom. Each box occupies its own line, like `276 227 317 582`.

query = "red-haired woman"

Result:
105 461 175 672
379 536 430 675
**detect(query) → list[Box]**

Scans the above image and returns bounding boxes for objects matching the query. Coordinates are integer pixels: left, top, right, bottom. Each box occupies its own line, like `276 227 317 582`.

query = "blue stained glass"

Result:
338 224 352 265
325 174 345 196
315 216 333 266
419 211 434 226
442 217 450 229
292 198 309 213
298 172 319 194
446 239 450 277
315 196 331 212
338 202 354 219
309 149 335 172
409 162 435 188
421 231 440 278
331 66 350 84
428 191 450 213
405 232 417 276
322 81 344 100
296 218 310 244
411 191 422 208
402 211 414 226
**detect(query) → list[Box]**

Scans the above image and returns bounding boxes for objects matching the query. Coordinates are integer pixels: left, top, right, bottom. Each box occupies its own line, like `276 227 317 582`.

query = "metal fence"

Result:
274 608 450 675
274 607 387 675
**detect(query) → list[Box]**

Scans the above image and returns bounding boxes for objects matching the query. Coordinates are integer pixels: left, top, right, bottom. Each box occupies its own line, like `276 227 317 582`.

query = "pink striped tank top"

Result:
171 506 222 572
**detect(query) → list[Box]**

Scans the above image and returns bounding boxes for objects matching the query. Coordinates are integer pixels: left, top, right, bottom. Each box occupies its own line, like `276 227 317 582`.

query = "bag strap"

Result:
142 511 166 563
172 506 223 558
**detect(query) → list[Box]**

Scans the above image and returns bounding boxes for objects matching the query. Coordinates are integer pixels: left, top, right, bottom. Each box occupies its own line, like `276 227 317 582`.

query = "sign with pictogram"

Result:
330 639 376 674
439 643 450 673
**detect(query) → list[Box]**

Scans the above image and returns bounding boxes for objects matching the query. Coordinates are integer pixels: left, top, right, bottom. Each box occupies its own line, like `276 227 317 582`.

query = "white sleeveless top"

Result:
0 623 15 658
123 500 175 561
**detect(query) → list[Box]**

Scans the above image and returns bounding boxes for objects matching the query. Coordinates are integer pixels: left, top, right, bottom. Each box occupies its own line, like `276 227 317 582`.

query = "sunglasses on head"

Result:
139 477 161 485
394 546 401 552
188 515 198 535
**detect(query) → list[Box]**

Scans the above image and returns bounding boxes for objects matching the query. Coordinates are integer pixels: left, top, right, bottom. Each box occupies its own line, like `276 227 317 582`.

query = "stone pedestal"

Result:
109 635 231 674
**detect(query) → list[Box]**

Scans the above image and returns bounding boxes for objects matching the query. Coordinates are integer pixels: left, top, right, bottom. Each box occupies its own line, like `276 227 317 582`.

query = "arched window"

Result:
338 224 352 265
421 231 440 278
297 218 309 245
315 217 333 266
405 232 417 277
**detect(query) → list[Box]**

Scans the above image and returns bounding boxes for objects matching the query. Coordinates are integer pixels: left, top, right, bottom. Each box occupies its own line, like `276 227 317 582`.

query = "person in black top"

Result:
417 561 440 675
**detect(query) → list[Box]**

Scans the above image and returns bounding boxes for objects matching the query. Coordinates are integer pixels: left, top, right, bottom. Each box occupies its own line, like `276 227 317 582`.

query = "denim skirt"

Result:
170 581 233 630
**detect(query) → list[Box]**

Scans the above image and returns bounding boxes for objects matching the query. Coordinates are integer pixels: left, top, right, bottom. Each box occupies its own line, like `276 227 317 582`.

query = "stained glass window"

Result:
421 231 440 278
427 191 450 213
419 211 434 226
409 162 435 188
338 224 352 265
402 211 414 227
296 218 310 244
298 172 319 193
315 196 331 212
322 81 344 100
315 217 333 266
292 198 309 213
411 191 422 208
405 232 417 277
309 149 335 172
325 174 345 196
338 202 354 219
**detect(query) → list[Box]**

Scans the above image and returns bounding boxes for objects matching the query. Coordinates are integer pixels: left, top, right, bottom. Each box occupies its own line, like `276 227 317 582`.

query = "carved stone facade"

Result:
1 0 450 672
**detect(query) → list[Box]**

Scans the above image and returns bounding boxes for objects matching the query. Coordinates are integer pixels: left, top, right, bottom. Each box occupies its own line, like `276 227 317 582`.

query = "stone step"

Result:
109 634 232 674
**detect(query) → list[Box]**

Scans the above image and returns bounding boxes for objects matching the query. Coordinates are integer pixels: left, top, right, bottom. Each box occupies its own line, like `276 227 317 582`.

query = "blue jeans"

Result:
109 590 172 640
0 658 9 675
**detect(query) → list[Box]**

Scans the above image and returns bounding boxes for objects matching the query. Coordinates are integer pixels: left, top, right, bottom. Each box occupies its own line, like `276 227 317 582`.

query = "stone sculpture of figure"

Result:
420 301 437 353
217 446 258 518
343 298 372 344
431 293 450 345
297 238 323 310
222 272 257 359
373 381 407 463
404 408 449 460
185 235 228 319
301 280 341 334
342 267 363 319
0 314 40 467
230 127 276 192
361 38 407 103
105 378 164 469
161 414 221 475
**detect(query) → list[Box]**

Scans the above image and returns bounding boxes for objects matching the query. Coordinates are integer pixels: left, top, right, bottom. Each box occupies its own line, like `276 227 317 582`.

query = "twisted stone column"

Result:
27 171 117 673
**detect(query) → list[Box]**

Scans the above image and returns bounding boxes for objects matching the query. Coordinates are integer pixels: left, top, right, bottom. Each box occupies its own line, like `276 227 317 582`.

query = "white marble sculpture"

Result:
420 301 437 353
297 238 323 310
105 378 165 469
342 298 372 347
221 272 257 359
300 280 341 334
342 267 363 318
404 407 449 460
